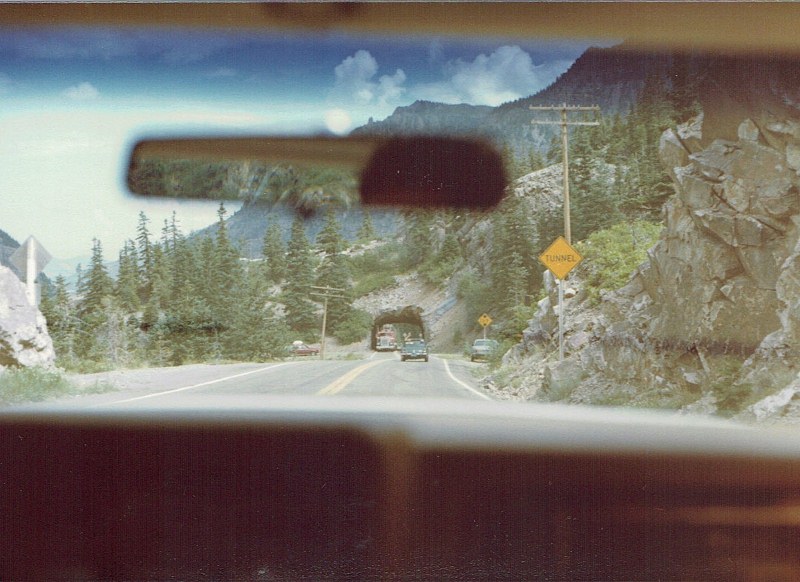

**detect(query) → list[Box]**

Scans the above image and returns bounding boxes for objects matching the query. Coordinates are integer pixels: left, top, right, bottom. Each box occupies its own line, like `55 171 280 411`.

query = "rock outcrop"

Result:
0 265 55 368
515 55 800 418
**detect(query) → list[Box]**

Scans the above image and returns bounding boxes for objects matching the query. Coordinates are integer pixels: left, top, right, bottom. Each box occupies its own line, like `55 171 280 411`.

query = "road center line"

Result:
96 362 295 406
317 359 386 395
441 358 492 400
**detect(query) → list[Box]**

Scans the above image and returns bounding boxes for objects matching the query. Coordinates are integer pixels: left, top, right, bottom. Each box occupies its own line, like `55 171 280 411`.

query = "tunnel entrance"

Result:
370 305 426 350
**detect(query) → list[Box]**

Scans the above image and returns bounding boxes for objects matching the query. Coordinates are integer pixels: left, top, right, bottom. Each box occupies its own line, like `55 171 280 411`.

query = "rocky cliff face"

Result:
511 55 800 418
0 265 55 368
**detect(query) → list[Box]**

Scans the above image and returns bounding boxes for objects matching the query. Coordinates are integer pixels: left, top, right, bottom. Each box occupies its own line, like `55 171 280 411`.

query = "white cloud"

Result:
328 45 574 127
331 50 406 109
63 82 100 101
414 45 563 106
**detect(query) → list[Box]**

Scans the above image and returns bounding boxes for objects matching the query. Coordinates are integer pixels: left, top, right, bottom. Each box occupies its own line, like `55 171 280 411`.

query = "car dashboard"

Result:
4 398 800 580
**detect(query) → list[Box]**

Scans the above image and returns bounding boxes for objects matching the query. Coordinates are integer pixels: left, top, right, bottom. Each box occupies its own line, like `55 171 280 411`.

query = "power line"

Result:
530 104 600 244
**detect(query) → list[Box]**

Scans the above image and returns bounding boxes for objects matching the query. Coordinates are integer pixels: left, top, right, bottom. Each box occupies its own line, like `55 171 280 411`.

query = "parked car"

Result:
470 338 499 362
288 342 319 356
400 339 428 362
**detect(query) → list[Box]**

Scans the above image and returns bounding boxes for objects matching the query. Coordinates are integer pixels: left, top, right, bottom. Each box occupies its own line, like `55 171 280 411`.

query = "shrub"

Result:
576 221 661 305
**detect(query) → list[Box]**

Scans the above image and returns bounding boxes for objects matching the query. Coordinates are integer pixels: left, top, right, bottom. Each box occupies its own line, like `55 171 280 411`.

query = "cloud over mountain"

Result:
412 45 570 106
330 46 572 113
331 49 406 108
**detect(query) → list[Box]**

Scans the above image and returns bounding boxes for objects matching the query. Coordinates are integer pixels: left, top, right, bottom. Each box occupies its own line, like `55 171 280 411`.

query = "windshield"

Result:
1 24 799 426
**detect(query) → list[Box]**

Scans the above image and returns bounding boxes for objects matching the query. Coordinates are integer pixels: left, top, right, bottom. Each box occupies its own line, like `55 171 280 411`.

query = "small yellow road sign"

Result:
478 313 492 327
539 236 583 280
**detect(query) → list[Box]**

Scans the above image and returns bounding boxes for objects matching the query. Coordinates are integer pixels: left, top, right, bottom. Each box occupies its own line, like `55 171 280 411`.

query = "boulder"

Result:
0 265 55 368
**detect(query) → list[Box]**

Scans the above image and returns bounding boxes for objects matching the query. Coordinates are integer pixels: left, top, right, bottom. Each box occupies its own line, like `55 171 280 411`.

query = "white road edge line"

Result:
440 358 492 400
94 362 295 406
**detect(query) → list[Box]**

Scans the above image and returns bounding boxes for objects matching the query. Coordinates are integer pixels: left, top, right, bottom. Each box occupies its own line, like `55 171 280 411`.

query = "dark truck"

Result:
400 339 428 362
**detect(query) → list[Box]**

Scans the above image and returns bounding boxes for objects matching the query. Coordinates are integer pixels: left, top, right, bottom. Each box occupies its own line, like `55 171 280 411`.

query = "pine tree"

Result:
546 132 562 165
261 221 286 284
491 196 537 319
315 208 351 334
401 210 435 270
77 238 113 320
136 211 153 302
211 203 242 318
39 275 78 364
283 214 317 333
500 142 520 181
356 210 377 242
75 238 114 358
115 240 140 312
527 147 546 174
213 203 242 284
222 266 290 360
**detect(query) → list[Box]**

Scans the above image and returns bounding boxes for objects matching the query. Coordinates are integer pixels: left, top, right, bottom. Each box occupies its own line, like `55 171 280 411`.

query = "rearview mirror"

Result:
126 135 507 210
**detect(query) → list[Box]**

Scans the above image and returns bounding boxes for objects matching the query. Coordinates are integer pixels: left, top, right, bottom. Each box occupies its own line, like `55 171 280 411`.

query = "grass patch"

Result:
0 366 117 406
0 367 75 405
353 272 397 297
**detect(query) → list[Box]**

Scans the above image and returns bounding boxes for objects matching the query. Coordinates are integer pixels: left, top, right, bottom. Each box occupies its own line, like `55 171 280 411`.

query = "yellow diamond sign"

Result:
539 236 583 280
478 313 492 327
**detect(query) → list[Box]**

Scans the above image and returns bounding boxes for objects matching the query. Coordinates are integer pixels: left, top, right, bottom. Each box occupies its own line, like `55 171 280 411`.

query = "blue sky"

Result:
0 26 605 268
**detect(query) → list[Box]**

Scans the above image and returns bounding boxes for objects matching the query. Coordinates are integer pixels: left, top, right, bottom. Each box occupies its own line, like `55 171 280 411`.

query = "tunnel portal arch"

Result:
370 305 426 350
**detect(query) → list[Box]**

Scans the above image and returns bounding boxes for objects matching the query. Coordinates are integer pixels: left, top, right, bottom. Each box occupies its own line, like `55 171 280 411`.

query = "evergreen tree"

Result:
500 142 521 180
546 132 562 165
222 266 290 360
491 196 537 319
198 202 244 351
315 208 351 334
667 51 700 123
261 221 286 284
316 206 344 255
213 202 242 285
527 147 546 174
39 275 78 364
401 210 435 270
115 240 140 312
77 238 113 320
136 211 153 302
76 238 114 357
356 210 377 242
572 158 622 241
283 214 317 333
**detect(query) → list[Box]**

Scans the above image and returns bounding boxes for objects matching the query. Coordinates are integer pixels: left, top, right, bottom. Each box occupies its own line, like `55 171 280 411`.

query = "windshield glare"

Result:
1 25 799 427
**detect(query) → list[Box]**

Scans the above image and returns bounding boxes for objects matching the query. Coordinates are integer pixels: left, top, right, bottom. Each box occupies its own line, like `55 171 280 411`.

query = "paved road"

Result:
19 352 491 409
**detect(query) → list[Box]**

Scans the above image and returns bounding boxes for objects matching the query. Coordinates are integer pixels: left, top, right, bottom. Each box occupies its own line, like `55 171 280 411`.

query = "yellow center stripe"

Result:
316 359 386 395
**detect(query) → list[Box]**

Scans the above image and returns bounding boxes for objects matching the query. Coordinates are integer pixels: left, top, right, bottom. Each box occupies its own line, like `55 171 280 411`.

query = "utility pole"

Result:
530 104 600 361
530 104 600 244
310 285 346 360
